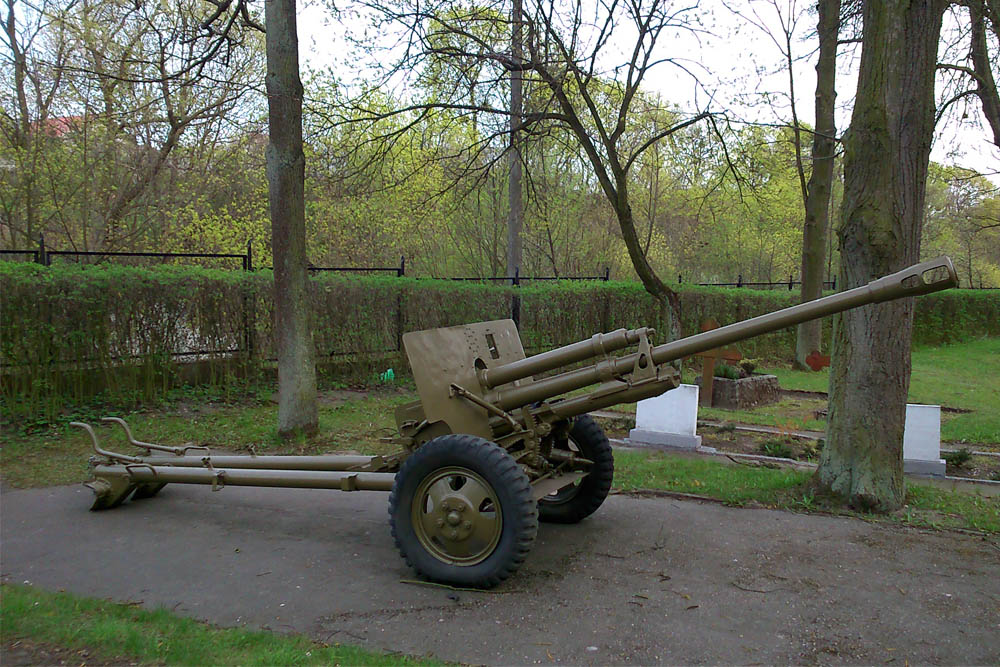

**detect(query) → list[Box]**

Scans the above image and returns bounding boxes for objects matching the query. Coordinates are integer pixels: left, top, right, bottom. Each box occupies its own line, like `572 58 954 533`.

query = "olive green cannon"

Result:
78 256 957 587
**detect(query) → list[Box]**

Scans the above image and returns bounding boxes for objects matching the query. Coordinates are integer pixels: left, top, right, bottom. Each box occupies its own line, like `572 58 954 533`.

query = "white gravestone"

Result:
628 384 710 451
903 404 945 477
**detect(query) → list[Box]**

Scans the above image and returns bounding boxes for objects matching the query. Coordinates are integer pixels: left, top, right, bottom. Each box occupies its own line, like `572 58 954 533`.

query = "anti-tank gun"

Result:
78 257 958 588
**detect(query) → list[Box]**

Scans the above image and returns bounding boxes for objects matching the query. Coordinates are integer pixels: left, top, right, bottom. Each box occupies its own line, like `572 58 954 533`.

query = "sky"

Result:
295 0 999 182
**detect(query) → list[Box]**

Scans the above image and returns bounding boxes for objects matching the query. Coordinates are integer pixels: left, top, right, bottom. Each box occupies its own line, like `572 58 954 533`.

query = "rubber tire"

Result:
538 415 614 524
389 434 538 588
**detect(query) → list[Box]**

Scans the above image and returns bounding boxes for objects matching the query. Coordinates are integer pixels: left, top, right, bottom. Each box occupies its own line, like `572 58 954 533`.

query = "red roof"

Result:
33 116 84 137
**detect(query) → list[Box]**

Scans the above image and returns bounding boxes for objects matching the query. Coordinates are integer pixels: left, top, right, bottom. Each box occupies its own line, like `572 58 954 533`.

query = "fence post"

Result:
396 255 405 352
832 275 837 290
789 274 793 290
511 266 521 330
242 240 256 363
600 267 611 332
37 234 47 266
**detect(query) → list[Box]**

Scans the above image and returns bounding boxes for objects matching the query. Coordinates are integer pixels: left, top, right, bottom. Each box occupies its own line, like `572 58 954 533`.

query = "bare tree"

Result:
0 0 264 250
507 0 523 287
0 0 70 246
936 0 1000 149
937 0 1000 147
722 0 845 368
335 0 719 337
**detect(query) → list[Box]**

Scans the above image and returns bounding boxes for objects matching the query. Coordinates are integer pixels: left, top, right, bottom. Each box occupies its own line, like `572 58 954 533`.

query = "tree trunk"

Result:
794 0 840 369
815 0 946 512
266 0 318 437
969 0 1000 148
6 0 36 244
615 179 681 343
506 0 523 285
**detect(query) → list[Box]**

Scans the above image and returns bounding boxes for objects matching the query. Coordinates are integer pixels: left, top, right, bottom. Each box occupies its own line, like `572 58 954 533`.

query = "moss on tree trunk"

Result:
815 0 946 512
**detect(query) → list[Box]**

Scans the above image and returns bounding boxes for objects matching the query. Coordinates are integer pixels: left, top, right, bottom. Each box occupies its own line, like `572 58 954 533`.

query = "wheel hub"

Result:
412 467 503 564
439 496 475 540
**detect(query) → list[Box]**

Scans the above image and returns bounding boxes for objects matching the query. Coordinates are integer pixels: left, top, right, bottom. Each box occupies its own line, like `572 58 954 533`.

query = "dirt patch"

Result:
317 389 371 407
271 388 371 407
595 413 824 463
780 389 974 414
945 453 1000 481
2 639 141 667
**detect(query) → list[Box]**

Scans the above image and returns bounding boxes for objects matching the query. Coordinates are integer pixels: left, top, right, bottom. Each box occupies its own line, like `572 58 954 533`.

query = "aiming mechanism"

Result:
77 256 958 587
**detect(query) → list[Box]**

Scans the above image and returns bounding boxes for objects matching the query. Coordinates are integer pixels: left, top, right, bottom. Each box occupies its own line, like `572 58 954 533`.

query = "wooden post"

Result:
694 319 742 407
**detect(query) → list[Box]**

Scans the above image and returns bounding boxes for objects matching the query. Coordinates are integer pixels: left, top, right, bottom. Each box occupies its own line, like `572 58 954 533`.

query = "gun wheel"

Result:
389 434 538 588
538 415 614 524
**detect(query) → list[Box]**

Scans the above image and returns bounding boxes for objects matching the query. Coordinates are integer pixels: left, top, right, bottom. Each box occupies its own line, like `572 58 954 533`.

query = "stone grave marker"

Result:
628 384 712 451
903 404 945 477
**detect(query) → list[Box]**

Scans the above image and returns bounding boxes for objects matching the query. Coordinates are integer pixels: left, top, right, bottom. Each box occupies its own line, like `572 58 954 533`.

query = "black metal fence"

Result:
678 273 838 291
6 237 997 296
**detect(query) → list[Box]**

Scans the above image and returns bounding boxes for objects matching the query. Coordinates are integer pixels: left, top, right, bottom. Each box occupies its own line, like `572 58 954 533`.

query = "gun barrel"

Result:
480 327 652 389
648 256 957 365
491 256 957 411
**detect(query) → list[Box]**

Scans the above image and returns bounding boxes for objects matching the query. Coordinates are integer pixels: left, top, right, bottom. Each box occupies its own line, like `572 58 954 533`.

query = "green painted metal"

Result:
410 466 502 565
91 464 396 492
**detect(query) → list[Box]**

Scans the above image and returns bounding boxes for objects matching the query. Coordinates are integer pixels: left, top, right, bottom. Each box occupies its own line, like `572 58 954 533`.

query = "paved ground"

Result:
2 483 998 665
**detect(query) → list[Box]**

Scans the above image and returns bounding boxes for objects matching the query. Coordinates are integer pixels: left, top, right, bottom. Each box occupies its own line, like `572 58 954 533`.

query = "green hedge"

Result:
2 263 998 422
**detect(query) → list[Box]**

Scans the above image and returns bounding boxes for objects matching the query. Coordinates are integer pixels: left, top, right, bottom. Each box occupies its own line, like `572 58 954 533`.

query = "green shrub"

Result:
943 448 973 468
714 363 741 379
2 262 998 423
759 439 795 459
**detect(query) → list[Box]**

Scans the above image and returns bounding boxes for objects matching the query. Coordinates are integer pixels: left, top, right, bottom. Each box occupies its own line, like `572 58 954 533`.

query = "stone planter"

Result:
697 373 780 410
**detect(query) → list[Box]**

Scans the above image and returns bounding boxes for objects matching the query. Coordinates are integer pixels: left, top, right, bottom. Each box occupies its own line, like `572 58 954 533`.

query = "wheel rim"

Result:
411 466 503 566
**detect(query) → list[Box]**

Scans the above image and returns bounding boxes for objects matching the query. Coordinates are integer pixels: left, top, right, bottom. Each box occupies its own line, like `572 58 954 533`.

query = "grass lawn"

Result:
758 337 1000 444
1 389 412 488
699 399 828 432
1 583 438 666
613 449 999 533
